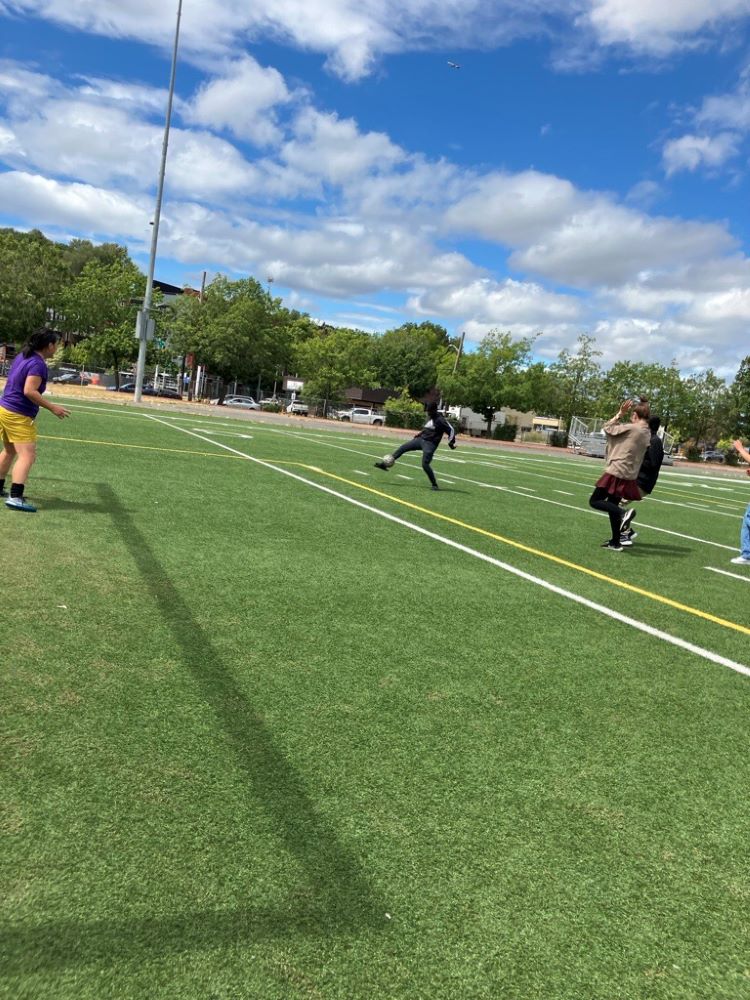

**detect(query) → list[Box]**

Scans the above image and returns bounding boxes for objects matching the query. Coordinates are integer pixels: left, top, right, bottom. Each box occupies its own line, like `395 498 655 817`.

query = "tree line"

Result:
2 227 748 446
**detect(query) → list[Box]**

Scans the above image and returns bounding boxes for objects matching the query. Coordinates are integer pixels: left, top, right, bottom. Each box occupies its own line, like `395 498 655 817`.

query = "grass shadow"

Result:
2 483 383 974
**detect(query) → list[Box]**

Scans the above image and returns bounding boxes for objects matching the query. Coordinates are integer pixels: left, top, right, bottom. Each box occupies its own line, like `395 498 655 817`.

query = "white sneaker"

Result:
730 556 750 566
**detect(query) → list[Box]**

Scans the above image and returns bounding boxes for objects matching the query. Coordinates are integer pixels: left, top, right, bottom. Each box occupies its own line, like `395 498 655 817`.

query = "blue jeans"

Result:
742 503 750 559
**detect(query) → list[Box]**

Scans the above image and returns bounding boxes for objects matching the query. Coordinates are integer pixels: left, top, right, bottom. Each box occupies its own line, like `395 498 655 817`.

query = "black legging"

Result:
589 486 624 543
392 437 439 487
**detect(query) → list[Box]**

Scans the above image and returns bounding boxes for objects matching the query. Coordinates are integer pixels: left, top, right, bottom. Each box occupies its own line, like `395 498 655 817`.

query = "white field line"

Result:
353 470 370 476
705 567 750 583
555 490 575 496
514 486 536 491
397 474 413 480
148 416 750 679
192 428 253 439
441 480 456 485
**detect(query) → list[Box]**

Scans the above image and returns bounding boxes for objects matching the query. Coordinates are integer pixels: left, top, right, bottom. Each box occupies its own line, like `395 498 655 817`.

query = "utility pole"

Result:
134 0 183 403
452 331 466 374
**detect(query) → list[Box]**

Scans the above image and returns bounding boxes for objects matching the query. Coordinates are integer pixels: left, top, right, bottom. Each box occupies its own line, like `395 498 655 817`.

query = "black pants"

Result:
392 438 439 487
589 487 624 543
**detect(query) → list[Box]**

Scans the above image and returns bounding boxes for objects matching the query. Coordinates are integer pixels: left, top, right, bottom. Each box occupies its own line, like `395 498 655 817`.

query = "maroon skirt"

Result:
596 473 642 501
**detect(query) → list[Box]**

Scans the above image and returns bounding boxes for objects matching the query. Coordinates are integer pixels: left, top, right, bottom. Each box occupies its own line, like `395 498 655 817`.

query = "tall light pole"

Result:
452 331 466 374
134 0 183 403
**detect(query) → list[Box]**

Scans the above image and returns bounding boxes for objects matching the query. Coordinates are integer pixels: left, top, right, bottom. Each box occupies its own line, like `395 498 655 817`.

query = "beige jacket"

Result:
602 417 651 479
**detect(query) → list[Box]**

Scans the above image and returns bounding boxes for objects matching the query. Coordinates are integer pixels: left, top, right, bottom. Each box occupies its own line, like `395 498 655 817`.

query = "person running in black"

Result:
620 415 664 546
375 401 456 490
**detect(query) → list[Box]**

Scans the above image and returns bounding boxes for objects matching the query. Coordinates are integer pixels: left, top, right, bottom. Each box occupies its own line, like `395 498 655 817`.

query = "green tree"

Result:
60 257 147 387
599 360 686 430
169 276 292 400
549 334 602 431
673 369 731 444
294 325 376 404
439 330 534 435
0 228 68 341
373 321 450 398
730 356 750 438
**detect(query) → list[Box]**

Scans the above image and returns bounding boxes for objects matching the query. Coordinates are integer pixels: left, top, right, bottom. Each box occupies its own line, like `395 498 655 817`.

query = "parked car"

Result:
52 371 92 385
260 396 282 409
209 394 259 409
701 449 725 463
107 382 137 393
335 406 385 426
286 400 309 415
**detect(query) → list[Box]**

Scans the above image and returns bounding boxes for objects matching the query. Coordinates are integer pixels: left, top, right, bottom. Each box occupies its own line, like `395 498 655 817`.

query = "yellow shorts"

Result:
0 405 38 446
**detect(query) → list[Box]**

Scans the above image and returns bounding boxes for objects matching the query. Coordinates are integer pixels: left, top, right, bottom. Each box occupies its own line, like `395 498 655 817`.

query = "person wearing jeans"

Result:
731 439 750 566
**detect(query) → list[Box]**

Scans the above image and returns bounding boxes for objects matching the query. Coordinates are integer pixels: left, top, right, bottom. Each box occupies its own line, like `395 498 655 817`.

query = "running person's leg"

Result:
0 433 15 497
732 504 750 564
375 437 423 470
588 487 624 547
420 443 439 489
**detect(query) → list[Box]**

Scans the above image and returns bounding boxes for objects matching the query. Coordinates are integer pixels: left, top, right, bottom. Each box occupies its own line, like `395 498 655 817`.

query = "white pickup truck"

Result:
335 406 385 426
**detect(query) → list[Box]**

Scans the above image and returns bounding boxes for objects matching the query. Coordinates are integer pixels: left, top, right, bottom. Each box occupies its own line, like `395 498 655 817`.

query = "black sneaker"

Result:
621 529 638 541
621 508 637 533
619 536 633 547
601 540 623 551
431 484 439 491
374 461 389 471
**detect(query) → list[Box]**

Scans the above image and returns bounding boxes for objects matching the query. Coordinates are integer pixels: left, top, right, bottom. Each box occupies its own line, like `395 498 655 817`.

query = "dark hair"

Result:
426 401 438 417
633 396 650 421
22 328 60 358
648 415 661 433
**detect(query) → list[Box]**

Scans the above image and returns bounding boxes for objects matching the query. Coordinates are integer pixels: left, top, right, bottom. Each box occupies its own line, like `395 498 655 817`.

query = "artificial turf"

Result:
2 398 750 999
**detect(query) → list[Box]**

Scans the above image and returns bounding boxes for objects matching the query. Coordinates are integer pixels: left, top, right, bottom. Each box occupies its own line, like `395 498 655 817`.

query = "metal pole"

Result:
452 331 465 374
135 0 183 403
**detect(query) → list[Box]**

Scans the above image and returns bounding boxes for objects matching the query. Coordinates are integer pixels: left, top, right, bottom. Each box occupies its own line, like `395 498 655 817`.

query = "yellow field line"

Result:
299 464 750 638
39 435 245 461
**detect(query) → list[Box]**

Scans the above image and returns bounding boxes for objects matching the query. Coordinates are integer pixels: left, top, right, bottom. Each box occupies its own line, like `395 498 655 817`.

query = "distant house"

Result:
344 387 399 407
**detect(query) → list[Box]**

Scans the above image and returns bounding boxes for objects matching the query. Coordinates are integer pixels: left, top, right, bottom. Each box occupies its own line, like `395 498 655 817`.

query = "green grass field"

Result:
3 398 750 1000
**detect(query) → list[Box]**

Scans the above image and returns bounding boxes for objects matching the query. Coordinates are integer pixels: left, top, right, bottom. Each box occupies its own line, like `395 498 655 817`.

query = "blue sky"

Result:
2 1 750 376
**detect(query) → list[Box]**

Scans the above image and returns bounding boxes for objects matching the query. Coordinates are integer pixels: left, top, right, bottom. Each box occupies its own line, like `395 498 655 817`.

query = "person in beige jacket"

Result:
588 397 652 551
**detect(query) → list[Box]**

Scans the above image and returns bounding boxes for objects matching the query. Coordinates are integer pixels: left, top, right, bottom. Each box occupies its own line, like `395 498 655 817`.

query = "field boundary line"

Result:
149 417 750 645
705 567 750 583
39 434 245 460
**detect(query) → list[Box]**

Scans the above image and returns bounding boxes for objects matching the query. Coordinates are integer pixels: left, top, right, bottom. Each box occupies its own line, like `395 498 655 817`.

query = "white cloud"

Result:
281 108 405 184
662 131 740 175
0 170 148 236
582 0 750 55
185 56 292 145
445 170 579 244
409 278 582 326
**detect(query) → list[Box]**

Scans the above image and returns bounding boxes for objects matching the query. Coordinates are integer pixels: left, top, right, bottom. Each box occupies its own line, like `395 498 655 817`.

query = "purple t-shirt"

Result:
1 352 48 418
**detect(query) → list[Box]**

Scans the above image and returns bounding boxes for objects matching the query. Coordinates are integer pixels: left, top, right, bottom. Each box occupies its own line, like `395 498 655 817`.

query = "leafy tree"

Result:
294 325 377 403
0 228 68 341
599 360 686 430
169 275 291 400
60 258 148 387
673 369 731 444
60 239 128 278
549 334 603 430
373 321 450 398
439 330 534 435
730 356 750 439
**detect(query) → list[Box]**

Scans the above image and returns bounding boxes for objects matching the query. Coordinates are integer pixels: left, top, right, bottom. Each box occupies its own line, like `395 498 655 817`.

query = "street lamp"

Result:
134 0 183 403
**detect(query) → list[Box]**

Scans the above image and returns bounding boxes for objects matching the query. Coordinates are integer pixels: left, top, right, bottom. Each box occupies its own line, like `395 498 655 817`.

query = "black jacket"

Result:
416 414 456 447
636 433 664 494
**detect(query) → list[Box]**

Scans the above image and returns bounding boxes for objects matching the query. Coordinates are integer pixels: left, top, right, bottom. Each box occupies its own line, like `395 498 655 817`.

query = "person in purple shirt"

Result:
0 328 70 512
